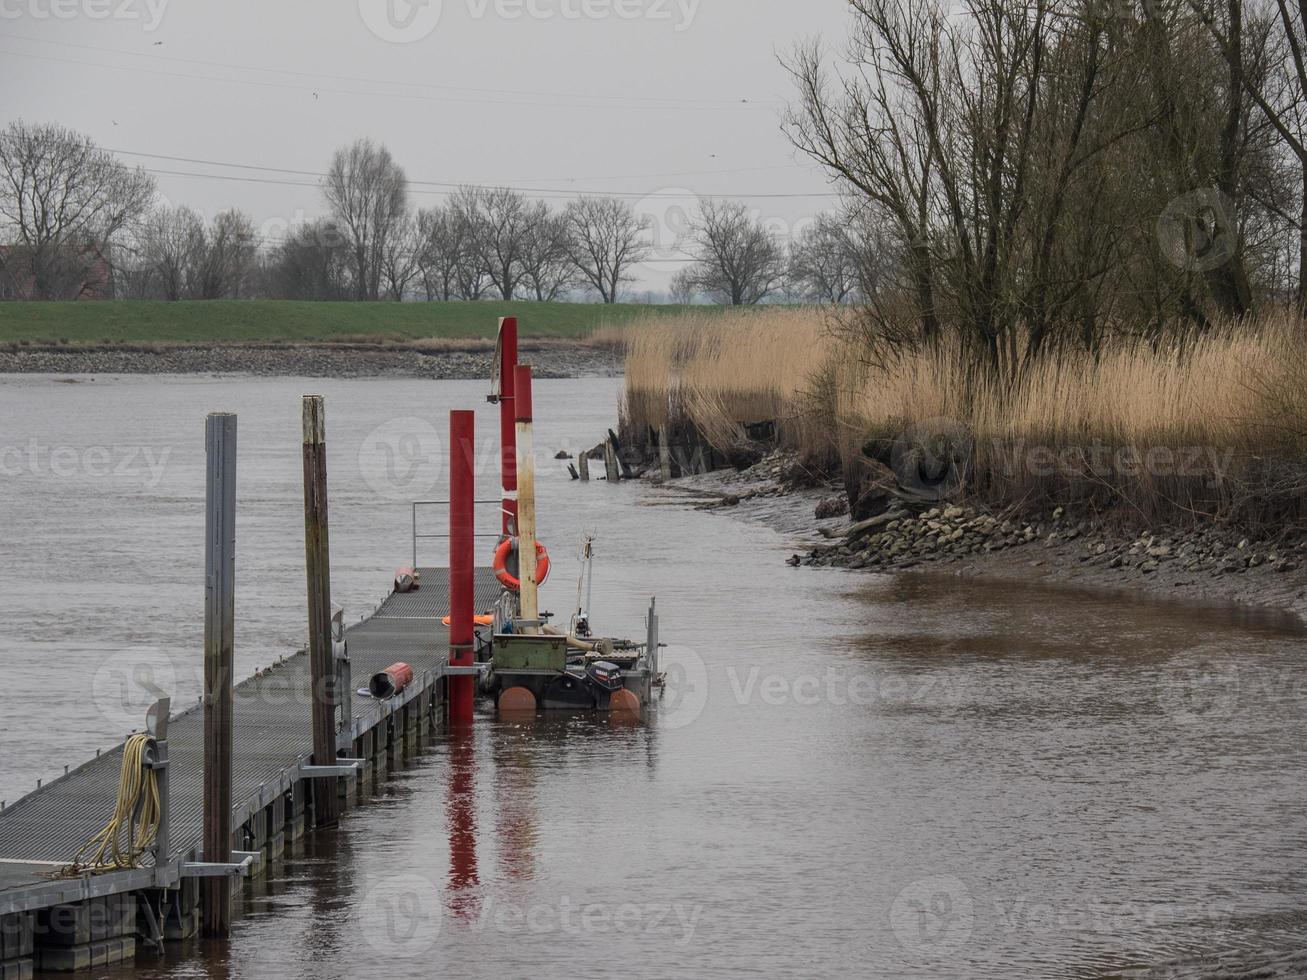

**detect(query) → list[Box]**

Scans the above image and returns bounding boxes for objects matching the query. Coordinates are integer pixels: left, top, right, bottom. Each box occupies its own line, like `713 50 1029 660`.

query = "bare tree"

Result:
437 187 496 299
263 220 352 300
564 196 651 303
0 121 154 299
381 215 422 300
138 204 204 300
415 204 458 300
193 209 256 299
519 204 577 301
1191 0 1307 313
787 212 866 304
678 198 786 305
464 186 534 300
323 139 409 301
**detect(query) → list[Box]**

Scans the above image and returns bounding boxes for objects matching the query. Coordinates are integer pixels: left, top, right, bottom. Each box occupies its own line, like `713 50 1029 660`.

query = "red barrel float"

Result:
369 662 414 699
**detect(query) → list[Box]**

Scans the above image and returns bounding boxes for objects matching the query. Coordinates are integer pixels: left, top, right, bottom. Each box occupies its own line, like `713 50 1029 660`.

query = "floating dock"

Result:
0 568 500 976
0 315 662 977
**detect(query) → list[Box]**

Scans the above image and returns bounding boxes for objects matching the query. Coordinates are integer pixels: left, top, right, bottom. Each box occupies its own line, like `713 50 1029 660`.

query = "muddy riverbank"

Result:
0 340 619 379
655 450 1307 623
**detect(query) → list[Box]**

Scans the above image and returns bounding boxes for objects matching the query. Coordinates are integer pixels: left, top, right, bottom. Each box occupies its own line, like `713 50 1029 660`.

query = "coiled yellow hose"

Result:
57 734 161 876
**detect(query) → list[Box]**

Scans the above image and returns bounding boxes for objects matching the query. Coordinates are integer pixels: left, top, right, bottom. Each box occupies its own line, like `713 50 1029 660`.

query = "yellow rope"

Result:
50 734 161 877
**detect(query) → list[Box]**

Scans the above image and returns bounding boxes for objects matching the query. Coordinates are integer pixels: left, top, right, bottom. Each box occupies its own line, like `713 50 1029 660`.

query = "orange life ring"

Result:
493 538 551 591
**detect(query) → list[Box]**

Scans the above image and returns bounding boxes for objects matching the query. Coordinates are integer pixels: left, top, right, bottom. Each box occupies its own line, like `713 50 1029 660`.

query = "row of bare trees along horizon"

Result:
0 124 880 307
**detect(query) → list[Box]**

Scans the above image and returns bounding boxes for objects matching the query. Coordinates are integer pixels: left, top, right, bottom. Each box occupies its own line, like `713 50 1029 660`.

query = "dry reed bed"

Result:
620 308 1307 526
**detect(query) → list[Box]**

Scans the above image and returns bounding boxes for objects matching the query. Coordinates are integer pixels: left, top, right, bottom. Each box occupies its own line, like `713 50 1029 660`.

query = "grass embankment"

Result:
0 300 714 347
620 308 1307 530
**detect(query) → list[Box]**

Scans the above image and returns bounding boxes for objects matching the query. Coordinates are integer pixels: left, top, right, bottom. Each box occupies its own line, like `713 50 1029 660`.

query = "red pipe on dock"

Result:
449 410 476 725
499 317 519 537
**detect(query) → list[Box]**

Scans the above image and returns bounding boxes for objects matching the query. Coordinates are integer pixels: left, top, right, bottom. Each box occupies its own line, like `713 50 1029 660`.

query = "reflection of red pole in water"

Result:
449 410 475 725
446 722 479 920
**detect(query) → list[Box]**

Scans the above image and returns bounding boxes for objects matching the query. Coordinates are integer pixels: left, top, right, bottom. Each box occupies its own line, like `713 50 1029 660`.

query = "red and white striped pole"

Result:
498 317 519 537
449 409 476 725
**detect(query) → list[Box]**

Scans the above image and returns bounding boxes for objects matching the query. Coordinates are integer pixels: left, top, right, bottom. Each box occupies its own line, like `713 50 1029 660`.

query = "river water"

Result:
1 374 1305 979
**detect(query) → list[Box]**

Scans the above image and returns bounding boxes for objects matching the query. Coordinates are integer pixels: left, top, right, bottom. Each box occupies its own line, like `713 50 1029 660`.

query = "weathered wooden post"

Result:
449 410 476 725
658 424 673 482
514 365 540 631
578 452 590 483
203 413 236 938
301 396 339 828
604 437 620 483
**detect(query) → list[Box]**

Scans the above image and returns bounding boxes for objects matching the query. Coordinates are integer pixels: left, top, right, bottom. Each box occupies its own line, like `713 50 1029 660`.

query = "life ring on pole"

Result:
493 538 551 592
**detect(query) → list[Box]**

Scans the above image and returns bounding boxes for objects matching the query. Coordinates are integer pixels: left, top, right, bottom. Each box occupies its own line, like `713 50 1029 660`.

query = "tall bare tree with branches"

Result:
675 198 786 305
0 121 154 299
323 138 409 301
564 196 650 303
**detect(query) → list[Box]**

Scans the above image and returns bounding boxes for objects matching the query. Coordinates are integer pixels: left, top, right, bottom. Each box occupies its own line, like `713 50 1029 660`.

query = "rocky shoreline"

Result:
0 341 620 379
655 449 1307 623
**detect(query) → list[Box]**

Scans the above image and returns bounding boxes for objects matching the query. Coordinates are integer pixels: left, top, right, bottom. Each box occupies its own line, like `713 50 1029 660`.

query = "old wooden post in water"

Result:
515 365 540 630
203 413 236 938
604 437 620 483
658 424 673 482
301 396 339 827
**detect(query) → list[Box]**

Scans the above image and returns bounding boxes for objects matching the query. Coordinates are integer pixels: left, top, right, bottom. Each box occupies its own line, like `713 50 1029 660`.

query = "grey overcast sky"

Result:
0 0 851 294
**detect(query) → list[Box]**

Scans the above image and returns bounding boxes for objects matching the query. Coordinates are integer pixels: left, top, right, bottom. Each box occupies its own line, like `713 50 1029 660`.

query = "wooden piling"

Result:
658 424 672 482
578 452 590 482
202 413 236 938
604 438 620 483
610 429 634 480
514 365 540 630
301 396 339 828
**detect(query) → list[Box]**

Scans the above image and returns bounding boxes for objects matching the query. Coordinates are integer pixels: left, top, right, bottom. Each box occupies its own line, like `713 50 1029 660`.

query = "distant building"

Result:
0 244 112 300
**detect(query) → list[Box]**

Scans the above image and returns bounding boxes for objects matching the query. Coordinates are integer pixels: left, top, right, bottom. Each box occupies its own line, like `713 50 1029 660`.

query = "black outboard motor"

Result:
541 661 625 711
585 661 624 710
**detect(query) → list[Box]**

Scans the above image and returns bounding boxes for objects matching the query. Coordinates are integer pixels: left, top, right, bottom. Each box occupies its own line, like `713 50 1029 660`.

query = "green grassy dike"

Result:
0 300 706 346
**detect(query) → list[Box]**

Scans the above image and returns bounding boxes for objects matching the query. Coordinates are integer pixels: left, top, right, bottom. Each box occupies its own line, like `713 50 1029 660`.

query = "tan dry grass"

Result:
621 307 833 446
622 306 1307 524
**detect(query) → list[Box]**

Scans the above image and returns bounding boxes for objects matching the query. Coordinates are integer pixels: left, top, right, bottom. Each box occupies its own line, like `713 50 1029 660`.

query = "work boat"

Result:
402 316 663 715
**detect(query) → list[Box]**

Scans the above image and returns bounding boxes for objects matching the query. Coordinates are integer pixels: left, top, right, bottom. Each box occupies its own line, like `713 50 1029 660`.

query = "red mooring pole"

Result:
498 317 519 537
449 410 476 725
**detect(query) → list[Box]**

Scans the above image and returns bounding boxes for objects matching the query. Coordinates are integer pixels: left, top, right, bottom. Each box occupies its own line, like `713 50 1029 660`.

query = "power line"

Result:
0 28 784 109
0 43 779 114
0 133 839 202
132 159 837 201
107 146 808 185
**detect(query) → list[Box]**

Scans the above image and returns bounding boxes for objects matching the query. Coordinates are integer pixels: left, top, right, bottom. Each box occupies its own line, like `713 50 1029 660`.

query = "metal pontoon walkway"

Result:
0 567 501 916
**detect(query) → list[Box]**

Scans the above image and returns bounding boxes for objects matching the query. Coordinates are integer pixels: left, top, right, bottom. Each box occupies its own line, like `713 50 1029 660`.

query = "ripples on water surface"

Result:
0 374 1304 979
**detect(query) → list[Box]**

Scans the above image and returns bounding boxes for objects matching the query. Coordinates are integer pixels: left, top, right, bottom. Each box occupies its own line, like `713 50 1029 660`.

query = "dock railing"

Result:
411 499 511 568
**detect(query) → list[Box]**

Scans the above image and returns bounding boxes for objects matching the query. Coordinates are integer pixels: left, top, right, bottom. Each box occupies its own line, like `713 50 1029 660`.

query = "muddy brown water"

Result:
1 374 1304 979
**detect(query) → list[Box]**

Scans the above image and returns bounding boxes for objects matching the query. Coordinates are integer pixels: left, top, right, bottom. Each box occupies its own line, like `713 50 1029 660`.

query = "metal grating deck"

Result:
0 567 501 905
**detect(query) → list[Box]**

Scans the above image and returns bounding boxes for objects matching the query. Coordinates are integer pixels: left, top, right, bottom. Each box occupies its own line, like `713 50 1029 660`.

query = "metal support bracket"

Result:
299 761 363 778
443 664 490 678
182 857 253 879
